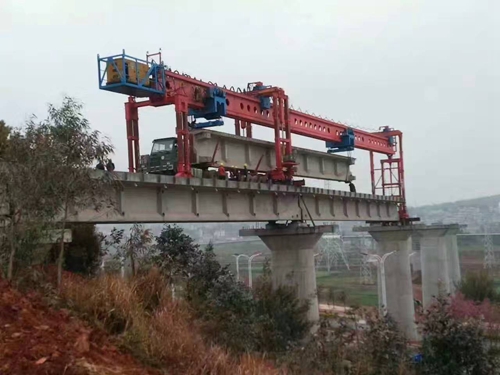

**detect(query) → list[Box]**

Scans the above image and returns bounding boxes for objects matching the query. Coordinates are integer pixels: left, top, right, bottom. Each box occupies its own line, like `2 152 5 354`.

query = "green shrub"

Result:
418 296 497 375
253 262 311 353
48 223 101 275
362 313 410 375
284 310 411 375
459 271 499 303
153 225 311 354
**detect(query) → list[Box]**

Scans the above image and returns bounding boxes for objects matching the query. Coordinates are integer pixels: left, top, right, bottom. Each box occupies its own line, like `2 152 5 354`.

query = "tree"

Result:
154 225 201 280
153 225 311 354
41 97 115 287
0 120 10 157
418 296 497 375
116 224 154 277
49 223 102 275
99 227 125 273
459 271 498 303
0 119 61 279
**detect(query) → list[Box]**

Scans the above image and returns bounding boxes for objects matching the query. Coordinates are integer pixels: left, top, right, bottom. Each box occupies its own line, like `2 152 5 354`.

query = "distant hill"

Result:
409 195 500 232
410 195 500 211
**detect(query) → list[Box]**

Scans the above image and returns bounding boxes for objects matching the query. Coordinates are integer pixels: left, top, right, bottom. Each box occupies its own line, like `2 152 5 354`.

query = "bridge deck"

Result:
66 171 400 223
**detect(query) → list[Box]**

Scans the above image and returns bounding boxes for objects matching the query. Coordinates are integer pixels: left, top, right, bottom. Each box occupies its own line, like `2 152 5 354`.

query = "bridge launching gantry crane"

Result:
97 50 410 223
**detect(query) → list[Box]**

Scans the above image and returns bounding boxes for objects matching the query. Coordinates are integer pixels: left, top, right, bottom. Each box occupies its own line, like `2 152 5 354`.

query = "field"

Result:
211 236 500 308
212 240 379 307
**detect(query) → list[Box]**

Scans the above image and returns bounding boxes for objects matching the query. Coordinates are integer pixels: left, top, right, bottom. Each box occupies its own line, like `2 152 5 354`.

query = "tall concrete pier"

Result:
414 224 463 307
354 225 418 340
240 222 333 322
355 223 463 340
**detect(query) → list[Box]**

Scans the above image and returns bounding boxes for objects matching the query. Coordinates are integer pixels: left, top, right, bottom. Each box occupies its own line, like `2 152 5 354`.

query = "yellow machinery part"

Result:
106 58 150 86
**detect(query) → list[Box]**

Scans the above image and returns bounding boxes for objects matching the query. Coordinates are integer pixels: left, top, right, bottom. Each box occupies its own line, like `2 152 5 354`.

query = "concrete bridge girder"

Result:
65 171 400 224
192 129 355 182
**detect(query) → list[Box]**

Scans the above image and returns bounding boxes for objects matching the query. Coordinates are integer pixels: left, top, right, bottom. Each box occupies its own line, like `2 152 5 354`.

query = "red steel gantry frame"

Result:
122 68 408 221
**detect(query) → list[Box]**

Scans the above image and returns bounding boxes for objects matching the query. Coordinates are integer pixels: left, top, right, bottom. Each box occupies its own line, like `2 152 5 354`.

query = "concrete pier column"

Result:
416 224 463 307
240 222 334 323
354 226 417 340
446 230 461 293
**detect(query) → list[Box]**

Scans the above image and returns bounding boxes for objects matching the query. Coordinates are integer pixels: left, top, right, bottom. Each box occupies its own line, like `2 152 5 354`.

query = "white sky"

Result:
1 0 498 206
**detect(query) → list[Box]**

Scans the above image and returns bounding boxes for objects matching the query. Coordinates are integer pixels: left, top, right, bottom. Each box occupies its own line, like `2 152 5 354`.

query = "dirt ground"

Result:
0 279 160 375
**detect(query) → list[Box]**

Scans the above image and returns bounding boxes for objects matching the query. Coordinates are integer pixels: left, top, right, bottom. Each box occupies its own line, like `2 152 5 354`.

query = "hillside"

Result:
0 279 160 375
409 194 500 232
411 195 500 211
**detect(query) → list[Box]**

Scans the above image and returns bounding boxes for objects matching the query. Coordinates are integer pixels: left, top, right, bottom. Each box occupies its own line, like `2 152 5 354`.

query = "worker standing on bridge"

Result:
106 159 115 172
349 182 356 193
218 163 226 180
242 163 249 181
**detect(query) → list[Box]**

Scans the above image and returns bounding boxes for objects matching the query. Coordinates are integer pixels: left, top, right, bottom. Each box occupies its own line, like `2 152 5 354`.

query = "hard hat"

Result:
244 163 248 167
220 162 224 166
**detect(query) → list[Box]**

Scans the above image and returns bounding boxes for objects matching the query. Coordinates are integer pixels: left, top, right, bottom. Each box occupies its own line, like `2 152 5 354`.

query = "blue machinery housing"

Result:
189 87 227 129
326 128 355 153
97 50 166 98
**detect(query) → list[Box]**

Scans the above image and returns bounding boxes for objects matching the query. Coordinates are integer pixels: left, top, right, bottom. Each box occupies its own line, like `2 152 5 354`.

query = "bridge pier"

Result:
414 224 462 307
240 222 334 323
354 225 418 340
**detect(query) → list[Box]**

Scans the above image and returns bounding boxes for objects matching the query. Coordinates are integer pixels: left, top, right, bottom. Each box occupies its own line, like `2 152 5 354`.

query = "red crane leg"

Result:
370 151 375 195
184 112 192 175
397 133 408 219
125 97 139 172
173 97 192 178
246 122 253 138
272 94 283 180
175 111 185 175
234 119 241 136
174 112 192 178
284 96 292 156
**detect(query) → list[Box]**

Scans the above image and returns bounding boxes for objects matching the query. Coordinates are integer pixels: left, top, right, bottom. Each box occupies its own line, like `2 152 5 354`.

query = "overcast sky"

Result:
1 0 498 206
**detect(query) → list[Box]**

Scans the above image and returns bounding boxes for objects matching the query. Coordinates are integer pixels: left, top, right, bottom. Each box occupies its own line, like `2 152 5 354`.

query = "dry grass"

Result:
60 270 284 375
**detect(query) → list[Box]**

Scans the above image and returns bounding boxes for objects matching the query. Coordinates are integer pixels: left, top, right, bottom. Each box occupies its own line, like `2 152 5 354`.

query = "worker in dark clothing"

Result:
349 182 356 193
96 160 105 170
106 159 115 172
242 164 249 181
217 163 226 180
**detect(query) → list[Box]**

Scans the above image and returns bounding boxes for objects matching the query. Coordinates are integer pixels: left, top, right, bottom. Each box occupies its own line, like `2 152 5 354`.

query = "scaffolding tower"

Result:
484 232 495 270
360 255 374 285
317 234 350 272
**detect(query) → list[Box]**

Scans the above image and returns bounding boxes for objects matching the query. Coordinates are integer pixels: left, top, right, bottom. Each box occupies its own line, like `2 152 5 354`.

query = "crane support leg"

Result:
175 97 192 177
270 93 295 181
234 119 241 136
246 122 253 138
371 133 408 222
125 97 140 173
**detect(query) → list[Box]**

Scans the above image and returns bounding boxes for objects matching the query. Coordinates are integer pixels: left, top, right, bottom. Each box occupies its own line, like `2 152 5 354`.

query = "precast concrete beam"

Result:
62 171 400 224
240 223 334 323
192 129 355 182
354 225 417 340
413 224 464 307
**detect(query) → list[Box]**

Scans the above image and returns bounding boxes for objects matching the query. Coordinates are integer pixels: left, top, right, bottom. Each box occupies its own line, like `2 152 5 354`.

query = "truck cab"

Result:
139 137 178 175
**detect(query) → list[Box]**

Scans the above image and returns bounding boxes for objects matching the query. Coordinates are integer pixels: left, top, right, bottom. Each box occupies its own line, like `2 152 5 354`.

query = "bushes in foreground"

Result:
284 310 412 375
26 225 500 374
59 271 282 375
153 225 311 354
417 295 498 375
459 270 499 303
